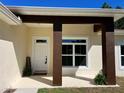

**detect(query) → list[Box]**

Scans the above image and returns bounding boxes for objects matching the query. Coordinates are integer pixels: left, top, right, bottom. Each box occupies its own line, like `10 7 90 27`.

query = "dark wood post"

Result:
53 22 62 86
102 19 116 85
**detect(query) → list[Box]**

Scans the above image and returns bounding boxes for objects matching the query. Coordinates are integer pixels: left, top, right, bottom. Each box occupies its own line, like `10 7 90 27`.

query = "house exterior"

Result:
1 2 124 91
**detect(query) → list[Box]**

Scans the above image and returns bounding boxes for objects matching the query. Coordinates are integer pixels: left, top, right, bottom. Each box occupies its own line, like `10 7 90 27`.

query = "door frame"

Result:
32 36 50 73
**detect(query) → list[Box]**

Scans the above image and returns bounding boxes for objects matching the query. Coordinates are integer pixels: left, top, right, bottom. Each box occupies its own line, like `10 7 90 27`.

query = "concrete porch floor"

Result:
12 76 119 88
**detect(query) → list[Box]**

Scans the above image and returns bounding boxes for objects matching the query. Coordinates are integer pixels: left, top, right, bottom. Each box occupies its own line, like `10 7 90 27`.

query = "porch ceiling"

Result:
24 23 53 28
24 23 93 28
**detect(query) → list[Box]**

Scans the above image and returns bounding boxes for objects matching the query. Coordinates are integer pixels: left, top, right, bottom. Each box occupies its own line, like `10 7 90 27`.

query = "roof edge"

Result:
0 2 22 25
7 5 124 13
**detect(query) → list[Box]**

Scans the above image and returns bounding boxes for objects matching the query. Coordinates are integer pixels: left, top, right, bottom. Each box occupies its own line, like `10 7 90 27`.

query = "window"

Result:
36 40 47 43
62 38 87 67
62 45 73 66
120 45 124 68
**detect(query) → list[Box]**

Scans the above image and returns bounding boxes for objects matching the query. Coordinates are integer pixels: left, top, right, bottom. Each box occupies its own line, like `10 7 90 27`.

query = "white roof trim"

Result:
0 2 22 25
8 6 124 16
8 6 124 21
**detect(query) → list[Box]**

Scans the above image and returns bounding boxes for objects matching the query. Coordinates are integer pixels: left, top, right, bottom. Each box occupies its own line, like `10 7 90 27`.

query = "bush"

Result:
23 57 32 77
94 73 106 85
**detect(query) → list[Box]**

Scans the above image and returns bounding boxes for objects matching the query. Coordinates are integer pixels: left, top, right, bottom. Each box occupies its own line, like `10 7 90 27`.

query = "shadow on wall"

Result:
74 35 102 76
62 39 103 78
0 39 22 91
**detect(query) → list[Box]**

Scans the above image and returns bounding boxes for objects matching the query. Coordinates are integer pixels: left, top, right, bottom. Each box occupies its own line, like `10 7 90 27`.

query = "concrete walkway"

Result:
12 76 119 89
14 88 38 93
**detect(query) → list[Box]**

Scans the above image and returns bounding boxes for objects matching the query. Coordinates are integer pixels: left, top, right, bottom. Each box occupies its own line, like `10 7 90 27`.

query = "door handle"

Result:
45 56 47 64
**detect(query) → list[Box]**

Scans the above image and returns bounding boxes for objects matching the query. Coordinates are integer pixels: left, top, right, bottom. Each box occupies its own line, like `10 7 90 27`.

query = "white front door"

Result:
32 37 49 73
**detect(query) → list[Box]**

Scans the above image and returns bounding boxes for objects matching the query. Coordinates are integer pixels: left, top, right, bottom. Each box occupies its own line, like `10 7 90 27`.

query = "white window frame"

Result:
119 45 124 70
62 37 88 68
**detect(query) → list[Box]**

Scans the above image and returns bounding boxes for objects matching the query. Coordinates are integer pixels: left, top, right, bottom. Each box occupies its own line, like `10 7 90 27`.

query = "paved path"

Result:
14 88 38 93
12 76 119 88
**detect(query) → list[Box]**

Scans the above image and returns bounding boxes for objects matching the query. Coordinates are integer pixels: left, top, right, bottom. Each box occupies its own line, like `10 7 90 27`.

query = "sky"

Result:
0 0 124 8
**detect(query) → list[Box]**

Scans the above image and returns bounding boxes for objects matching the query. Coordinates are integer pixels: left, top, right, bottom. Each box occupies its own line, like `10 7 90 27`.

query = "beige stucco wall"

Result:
27 24 102 77
62 24 102 77
27 27 53 75
0 20 28 91
27 24 124 77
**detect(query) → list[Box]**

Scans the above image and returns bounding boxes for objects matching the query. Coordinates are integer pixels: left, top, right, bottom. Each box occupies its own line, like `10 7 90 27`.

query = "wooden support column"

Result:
102 20 116 85
53 22 62 86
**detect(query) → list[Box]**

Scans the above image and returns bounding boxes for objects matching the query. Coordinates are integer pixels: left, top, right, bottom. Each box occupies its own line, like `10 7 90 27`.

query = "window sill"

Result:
120 66 124 70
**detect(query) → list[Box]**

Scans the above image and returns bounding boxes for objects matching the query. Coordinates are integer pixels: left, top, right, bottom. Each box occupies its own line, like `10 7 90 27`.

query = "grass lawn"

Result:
38 77 124 93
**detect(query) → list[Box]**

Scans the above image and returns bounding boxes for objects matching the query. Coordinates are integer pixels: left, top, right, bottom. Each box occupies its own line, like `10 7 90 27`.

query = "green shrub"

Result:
94 73 106 85
23 57 32 77
23 64 32 76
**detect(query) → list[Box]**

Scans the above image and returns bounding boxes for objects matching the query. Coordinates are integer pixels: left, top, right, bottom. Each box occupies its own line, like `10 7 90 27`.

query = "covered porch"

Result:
9 6 117 86
19 15 116 86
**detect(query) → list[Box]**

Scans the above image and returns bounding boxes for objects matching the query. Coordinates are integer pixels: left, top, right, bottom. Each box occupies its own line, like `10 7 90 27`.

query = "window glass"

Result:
121 45 124 55
121 56 124 66
36 40 47 43
62 56 73 66
63 39 86 43
62 45 72 54
75 45 86 55
75 56 86 66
